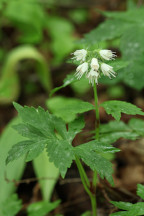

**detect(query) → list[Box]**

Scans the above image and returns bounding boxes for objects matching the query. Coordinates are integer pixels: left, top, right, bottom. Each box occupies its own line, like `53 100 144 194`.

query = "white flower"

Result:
101 63 116 78
99 49 116 60
87 69 99 86
73 49 87 62
91 58 99 71
75 62 88 79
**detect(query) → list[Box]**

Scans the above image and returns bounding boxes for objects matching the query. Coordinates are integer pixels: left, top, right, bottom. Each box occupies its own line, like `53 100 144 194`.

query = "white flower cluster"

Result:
72 49 117 85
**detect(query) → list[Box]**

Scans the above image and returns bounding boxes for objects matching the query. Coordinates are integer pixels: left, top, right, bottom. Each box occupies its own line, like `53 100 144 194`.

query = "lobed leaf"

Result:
98 119 143 143
110 201 133 211
7 103 85 178
46 139 75 178
74 140 120 185
75 146 114 185
7 102 118 184
6 140 46 164
111 202 144 216
111 184 144 216
101 100 144 121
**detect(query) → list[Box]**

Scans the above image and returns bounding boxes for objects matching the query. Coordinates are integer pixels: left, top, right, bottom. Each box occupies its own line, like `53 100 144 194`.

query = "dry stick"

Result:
5 171 94 186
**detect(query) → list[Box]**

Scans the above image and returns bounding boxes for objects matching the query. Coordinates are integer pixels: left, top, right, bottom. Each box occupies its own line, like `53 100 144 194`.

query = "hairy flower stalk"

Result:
99 49 116 60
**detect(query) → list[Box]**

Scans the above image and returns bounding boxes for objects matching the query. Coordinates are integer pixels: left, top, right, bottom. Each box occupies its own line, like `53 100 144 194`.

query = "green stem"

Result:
75 156 90 188
93 83 100 140
91 195 97 216
91 83 100 215
75 157 97 216
75 157 91 197
92 170 97 188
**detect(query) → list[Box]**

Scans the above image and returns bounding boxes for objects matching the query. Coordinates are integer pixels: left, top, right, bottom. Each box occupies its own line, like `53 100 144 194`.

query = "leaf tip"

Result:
13 102 23 112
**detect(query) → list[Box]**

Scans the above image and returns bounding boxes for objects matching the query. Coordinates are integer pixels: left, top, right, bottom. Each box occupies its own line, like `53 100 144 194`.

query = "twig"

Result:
5 172 93 186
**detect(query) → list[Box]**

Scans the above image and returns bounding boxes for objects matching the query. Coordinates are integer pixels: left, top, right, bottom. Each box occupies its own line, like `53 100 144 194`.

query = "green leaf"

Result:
84 19 130 44
120 26 144 60
111 202 144 216
0 117 25 215
127 0 137 9
27 200 60 216
108 60 129 72
110 201 133 211
45 16 75 65
50 73 77 96
7 103 85 178
137 184 144 200
111 183 144 216
2 194 22 216
69 9 88 24
67 115 85 142
99 60 129 86
99 120 141 143
4 0 45 43
46 138 74 178
46 96 94 122
6 140 46 164
101 100 144 121
107 85 125 99
81 211 92 216
33 150 59 201
128 118 144 136
75 140 119 185
103 8 144 23
70 76 90 95
122 58 144 90
0 46 52 105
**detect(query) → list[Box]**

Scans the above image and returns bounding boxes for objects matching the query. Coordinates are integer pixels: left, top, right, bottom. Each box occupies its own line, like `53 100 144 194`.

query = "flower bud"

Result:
75 62 88 79
87 69 99 86
91 58 99 71
73 49 87 62
101 63 116 78
99 49 116 60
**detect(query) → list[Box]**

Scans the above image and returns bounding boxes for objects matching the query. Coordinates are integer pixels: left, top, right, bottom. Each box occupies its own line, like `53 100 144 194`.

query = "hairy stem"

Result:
91 83 100 215
93 83 100 140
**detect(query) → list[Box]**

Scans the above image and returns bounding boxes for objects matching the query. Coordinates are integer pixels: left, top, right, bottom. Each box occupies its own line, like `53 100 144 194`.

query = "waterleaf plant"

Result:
6 47 144 216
